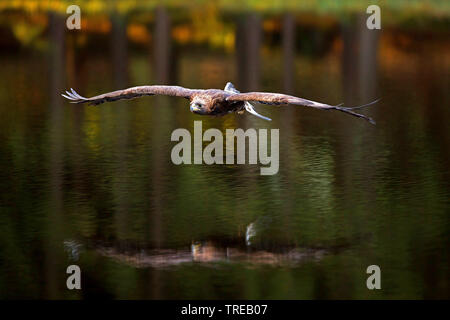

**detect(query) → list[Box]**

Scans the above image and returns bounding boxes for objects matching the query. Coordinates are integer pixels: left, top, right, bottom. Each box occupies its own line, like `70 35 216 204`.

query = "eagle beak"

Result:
190 104 199 112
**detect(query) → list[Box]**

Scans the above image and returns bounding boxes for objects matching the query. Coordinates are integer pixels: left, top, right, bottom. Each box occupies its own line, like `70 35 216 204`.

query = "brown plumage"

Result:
62 82 377 124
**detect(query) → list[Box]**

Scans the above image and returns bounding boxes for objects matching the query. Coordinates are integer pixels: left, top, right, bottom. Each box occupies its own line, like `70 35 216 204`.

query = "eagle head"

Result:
190 100 208 115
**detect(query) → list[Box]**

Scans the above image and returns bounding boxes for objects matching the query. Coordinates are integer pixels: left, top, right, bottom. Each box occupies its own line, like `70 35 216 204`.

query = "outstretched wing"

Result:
62 86 199 105
226 92 378 124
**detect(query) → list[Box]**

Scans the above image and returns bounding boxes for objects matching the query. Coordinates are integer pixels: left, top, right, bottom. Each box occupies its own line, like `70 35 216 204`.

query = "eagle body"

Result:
62 82 377 124
189 89 245 116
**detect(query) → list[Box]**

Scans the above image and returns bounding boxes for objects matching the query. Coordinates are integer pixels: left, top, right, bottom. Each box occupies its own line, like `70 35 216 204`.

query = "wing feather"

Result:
62 85 198 105
226 92 377 124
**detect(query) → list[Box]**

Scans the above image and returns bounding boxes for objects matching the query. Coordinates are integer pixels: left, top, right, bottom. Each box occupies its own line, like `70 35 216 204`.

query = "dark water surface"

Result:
0 9 449 299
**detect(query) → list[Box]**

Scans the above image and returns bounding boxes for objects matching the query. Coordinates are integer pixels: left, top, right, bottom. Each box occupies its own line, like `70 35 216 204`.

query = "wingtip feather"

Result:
62 88 89 102
62 92 75 100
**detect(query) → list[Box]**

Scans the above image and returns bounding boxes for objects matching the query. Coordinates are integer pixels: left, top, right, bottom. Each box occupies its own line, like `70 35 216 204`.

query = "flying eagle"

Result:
62 82 377 124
